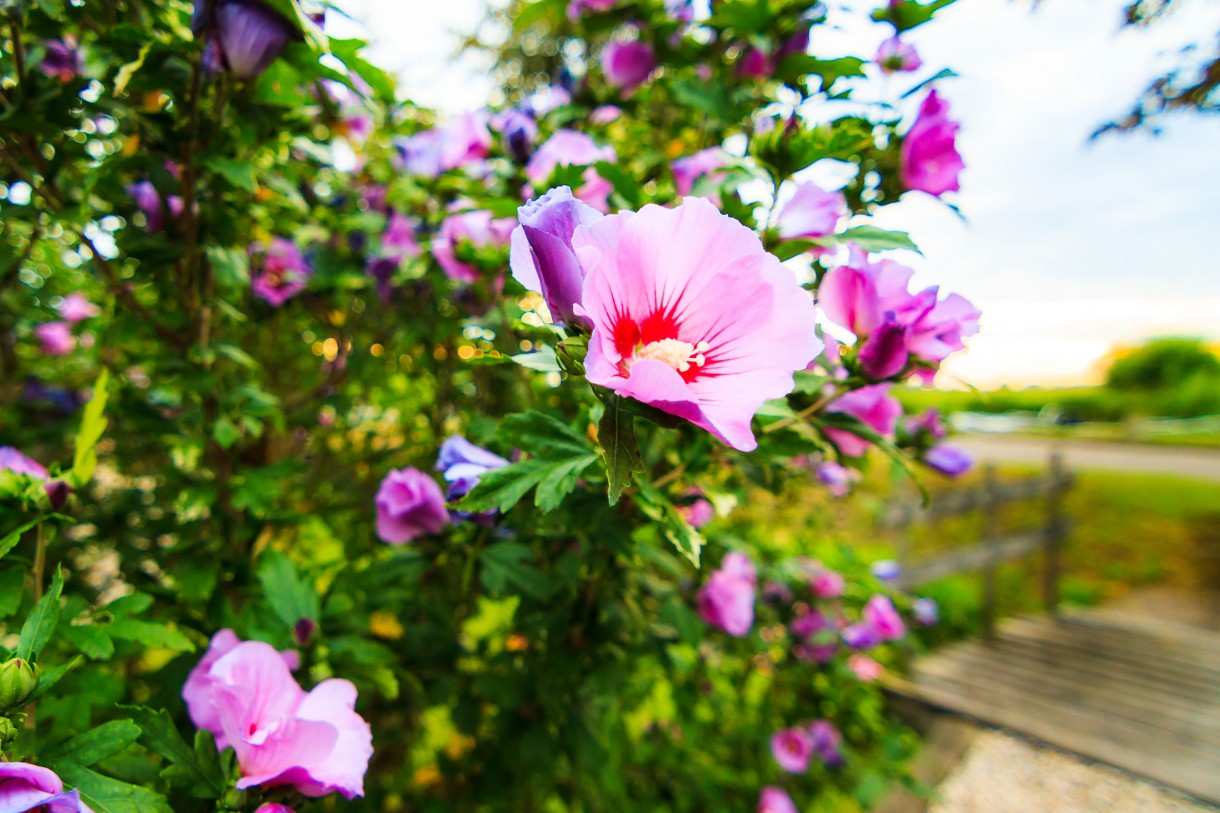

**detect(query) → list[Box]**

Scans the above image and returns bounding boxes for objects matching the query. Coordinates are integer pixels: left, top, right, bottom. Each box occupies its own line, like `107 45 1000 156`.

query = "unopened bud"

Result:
0 716 17 745
0 658 37 711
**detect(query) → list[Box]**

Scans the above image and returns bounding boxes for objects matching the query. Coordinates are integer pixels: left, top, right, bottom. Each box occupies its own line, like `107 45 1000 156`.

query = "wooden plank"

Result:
900 668 1220 804
920 640 1220 741
894 530 1051 588
1000 617 1220 678
881 474 1063 529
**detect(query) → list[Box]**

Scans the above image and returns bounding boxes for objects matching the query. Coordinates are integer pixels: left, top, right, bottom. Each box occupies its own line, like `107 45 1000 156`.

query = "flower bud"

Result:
0 659 38 711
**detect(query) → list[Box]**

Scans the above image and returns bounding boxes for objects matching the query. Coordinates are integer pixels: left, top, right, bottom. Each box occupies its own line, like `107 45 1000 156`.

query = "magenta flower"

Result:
863 595 906 641
432 209 515 285
589 105 622 125
37 38 83 83
811 569 845 599
57 293 100 324
679 493 715 528
601 38 656 92
759 786 798 813
375 467 450 544
698 551 756 637
526 130 616 187
876 36 921 73
251 238 311 307
905 407 947 440
0 447 49 480
823 384 902 457
848 653 884 682
193 0 301 81
183 629 300 751
809 719 844 765
841 622 881 650
255 806 295 813
925 444 972 477
568 0 617 19
440 110 493 171
576 198 821 451
0 762 92 812
737 46 771 78
35 322 75 356
818 251 914 339
509 186 603 325
776 182 846 240
857 319 909 380
771 726 815 773
790 608 831 641
189 640 372 798
901 89 964 197
815 461 856 497
127 180 184 233
671 148 728 198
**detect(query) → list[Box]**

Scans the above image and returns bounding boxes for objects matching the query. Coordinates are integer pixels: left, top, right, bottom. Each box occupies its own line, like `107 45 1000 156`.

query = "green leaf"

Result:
535 453 600 512
481 542 554 600
329 38 396 100
830 224 921 254
256 550 320 630
510 345 562 373
44 719 142 767
211 416 240 449
597 393 643 506
59 624 115 659
872 0 957 32
0 518 39 561
117 705 226 796
113 42 152 96
205 158 258 192
72 369 110 487
55 762 174 813
0 567 25 616
781 55 867 93
17 566 63 660
457 460 550 514
107 619 196 652
635 481 705 567
26 654 83 702
498 410 590 458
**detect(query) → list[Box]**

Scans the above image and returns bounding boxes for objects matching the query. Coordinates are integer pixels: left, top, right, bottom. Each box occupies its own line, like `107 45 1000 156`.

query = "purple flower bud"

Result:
509 186 604 326
925 444 972 477
601 37 657 92
871 559 901 583
194 0 302 81
38 38 83 83
435 436 509 523
809 719 844 766
43 480 72 511
292 617 316 647
858 318 910 380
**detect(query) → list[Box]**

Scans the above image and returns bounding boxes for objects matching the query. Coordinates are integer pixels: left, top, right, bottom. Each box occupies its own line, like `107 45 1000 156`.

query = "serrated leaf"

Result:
45 720 142 767
481 542 554 600
0 518 39 561
597 393 643 506
635 481 705 567
60 624 115 659
72 369 110 486
498 410 590 457
535 453 599 512
457 460 550 514
256 550 320 630
55 762 174 813
117 705 225 795
17 566 63 660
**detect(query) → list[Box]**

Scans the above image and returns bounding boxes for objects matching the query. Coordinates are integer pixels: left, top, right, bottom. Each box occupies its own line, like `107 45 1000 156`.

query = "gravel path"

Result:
928 729 1217 813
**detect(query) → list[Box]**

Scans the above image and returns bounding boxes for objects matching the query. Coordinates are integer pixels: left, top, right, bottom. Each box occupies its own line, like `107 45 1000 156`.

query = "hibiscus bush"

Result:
0 0 976 811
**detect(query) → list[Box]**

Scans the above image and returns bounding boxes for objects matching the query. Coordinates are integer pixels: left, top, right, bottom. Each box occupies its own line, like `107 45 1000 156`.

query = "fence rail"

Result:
885 454 1073 638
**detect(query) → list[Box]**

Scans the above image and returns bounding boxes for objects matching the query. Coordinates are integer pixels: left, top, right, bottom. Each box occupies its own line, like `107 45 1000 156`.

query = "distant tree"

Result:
1106 337 1220 391
1093 0 1220 136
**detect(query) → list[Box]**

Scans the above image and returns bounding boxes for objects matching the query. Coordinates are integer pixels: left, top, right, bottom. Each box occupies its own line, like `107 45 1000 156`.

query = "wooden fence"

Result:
882 454 1073 638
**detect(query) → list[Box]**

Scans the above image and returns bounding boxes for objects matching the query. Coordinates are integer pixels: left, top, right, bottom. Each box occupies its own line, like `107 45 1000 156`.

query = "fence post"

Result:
980 464 999 641
1043 453 1066 618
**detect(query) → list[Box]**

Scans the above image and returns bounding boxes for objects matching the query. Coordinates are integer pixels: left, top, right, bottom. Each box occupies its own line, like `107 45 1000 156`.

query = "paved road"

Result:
955 435 1220 482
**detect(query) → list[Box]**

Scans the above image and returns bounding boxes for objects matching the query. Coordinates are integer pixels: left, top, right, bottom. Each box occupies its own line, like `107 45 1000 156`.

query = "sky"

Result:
330 0 1220 389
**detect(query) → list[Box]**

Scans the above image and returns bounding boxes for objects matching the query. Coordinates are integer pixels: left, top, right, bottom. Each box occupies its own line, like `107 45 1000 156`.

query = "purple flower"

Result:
876 36 921 74
193 0 302 81
901 89 964 197
770 727 814 773
775 182 845 240
871 560 901 583
863 594 906 640
758 787 797 813
601 37 656 92
37 38 83 83
440 110 493 171
35 322 75 356
737 46 770 78
590 105 623 125
432 209 515 285
857 318 909 380
0 762 92 812
0 447 49 480
251 238 311 307
398 129 447 178
568 0 617 19
57 294 99 324
925 444 972 477
809 719 844 766
914 597 939 626
904 408 947 440
698 552 756 637
671 148 728 198
841 622 881 650
435 435 509 507
824 384 903 458
811 569 845 599
525 130 616 187
128 180 183 233
790 608 831 641
494 109 538 164
256 806 296 813
509 186 603 325
815 461 856 498
375 468 450 545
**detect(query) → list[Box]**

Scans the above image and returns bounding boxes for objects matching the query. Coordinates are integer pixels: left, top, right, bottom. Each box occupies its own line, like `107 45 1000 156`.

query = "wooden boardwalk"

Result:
889 608 1220 805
